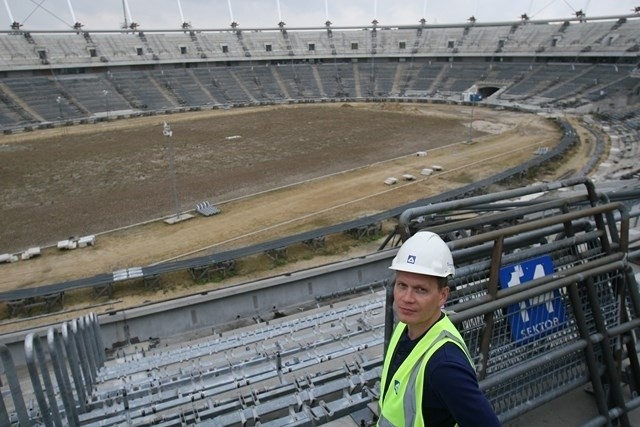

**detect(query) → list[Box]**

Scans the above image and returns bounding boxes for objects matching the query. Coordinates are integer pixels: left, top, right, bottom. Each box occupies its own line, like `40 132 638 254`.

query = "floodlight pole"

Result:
56 96 63 120
102 90 110 119
467 98 475 144
163 122 180 220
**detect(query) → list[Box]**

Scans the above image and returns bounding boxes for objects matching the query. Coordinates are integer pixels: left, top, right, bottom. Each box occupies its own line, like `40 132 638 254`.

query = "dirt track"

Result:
1 103 474 251
0 102 586 327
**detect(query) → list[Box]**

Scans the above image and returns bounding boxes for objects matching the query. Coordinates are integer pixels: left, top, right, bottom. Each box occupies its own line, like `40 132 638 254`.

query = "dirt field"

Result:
1 103 479 251
0 102 593 330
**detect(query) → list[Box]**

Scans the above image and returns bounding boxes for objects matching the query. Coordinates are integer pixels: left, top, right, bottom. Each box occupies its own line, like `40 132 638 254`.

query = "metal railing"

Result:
1 177 638 426
387 177 640 426
1 313 105 426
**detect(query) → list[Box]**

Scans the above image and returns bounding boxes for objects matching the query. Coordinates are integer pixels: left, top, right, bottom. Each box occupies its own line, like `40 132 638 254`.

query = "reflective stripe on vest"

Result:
378 316 472 427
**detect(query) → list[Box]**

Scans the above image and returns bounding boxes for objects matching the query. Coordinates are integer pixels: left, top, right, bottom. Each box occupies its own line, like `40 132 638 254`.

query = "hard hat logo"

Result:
407 255 417 264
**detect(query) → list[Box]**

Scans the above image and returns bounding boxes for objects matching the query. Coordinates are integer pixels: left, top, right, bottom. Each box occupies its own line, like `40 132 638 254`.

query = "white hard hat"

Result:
389 231 455 277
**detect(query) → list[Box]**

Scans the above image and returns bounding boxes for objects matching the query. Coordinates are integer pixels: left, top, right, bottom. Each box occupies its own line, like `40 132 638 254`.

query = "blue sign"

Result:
499 255 566 344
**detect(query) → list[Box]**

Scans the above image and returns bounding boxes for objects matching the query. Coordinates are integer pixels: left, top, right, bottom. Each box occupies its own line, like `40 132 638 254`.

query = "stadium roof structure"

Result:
1 14 640 71
1 0 640 32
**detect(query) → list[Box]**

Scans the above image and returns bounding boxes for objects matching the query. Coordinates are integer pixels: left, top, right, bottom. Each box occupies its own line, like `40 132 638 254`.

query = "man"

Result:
378 231 500 427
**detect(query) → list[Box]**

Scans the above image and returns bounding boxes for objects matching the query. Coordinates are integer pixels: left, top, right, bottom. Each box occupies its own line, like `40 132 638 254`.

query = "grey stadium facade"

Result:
0 10 640 427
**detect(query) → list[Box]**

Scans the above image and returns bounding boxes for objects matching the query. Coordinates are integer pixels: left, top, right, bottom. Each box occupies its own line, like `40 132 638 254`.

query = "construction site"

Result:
0 2 639 426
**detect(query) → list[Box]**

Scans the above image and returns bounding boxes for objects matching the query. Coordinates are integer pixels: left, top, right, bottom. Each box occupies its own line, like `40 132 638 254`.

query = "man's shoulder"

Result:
429 342 474 370
426 344 481 398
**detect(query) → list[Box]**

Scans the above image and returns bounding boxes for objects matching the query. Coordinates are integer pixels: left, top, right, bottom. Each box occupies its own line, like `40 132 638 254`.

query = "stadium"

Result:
0 1 639 426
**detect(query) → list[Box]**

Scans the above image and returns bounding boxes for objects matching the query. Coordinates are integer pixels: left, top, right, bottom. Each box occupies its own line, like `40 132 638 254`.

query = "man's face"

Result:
393 270 449 338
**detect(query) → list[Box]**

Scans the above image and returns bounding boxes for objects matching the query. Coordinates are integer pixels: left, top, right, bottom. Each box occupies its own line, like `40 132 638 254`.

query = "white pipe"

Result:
3 0 14 23
121 0 128 28
123 0 133 23
227 0 234 22
177 0 185 24
66 0 77 24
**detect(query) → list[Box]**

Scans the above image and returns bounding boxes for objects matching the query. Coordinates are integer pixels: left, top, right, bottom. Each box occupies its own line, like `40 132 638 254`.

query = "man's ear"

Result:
439 284 450 305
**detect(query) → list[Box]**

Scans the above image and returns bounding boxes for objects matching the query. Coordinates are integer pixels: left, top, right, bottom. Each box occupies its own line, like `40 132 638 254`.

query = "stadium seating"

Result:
0 17 637 130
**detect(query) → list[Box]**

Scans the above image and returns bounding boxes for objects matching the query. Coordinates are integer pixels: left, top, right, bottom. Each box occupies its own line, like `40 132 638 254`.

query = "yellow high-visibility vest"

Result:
378 315 472 427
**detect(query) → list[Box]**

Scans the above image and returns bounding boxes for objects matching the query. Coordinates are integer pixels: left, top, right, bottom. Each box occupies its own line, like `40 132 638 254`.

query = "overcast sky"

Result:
2 0 639 31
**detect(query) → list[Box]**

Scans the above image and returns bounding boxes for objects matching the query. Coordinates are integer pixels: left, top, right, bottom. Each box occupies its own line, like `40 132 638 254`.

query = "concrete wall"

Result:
0 248 397 366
